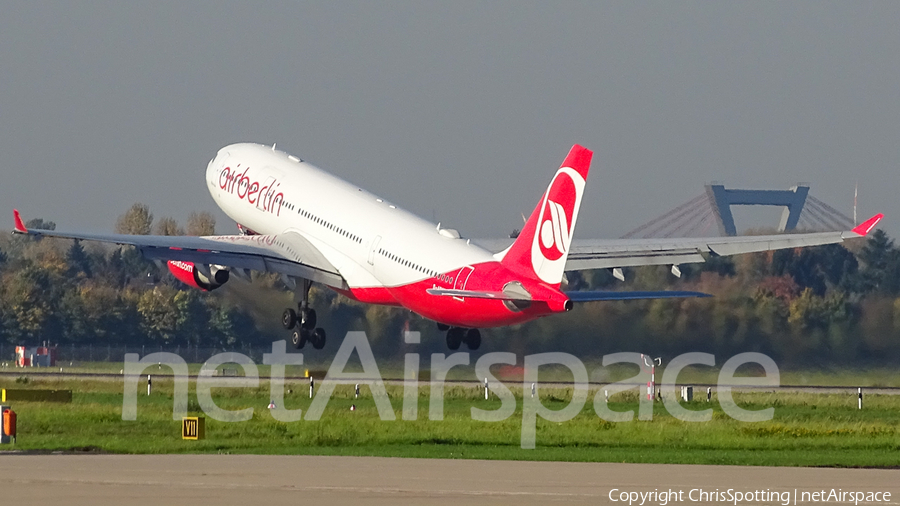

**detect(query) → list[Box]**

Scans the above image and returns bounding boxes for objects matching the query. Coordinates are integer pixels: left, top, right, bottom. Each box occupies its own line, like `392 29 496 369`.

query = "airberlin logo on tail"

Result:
530 167 585 283
539 198 571 261
219 167 284 216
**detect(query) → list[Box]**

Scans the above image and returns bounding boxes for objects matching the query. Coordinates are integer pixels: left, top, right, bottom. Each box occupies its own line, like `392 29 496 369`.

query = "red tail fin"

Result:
500 145 592 285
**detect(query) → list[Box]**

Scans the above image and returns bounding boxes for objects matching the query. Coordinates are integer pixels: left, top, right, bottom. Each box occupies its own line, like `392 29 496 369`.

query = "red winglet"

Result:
560 144 593 179
13 209 27 233
851 213 884 236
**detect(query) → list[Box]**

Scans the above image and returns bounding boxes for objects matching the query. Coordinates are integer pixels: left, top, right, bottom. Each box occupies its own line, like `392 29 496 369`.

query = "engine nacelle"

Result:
167 261 230 291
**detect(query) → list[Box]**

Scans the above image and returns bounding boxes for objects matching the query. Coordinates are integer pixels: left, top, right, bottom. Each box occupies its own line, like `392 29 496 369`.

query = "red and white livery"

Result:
13 143 884 350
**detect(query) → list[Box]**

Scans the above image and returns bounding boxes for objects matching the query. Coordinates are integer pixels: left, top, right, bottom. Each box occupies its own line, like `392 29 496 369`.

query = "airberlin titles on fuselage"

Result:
219 166 284 216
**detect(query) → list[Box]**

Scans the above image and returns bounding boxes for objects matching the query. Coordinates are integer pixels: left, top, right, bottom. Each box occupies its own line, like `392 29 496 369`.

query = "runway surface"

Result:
1 455 897 506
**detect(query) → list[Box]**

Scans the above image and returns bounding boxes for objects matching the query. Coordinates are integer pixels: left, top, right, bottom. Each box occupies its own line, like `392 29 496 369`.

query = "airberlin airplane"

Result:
13 143 883 351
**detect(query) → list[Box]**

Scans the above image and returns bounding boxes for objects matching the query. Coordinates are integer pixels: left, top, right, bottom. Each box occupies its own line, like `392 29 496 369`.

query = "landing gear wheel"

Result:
465 328 481 350
301 308 317 330
311 328 327 349
436 323 450 332
289 280 325 350
446 327 464 350
282 308 297 329
290 328 308 349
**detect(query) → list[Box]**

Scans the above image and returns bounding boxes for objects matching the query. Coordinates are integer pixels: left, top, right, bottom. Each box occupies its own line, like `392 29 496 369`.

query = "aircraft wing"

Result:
427 287 711 302
476 213 884 271
12 210 346 288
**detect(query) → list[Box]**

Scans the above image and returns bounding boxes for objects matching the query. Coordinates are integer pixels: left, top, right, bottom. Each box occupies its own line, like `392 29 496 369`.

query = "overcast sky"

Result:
1 2 897 240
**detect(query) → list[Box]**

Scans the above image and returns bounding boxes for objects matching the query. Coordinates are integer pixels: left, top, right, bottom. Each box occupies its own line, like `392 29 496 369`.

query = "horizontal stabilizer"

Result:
565 290 711 302
428 287 709 303
426 288 531 301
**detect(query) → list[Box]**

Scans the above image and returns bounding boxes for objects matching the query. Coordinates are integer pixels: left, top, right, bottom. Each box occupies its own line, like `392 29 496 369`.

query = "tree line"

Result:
1 203 899 364
0 205 261 349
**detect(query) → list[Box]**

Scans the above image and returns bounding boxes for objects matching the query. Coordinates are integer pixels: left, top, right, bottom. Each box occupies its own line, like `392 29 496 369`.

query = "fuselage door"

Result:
368 236 382 266
452 265 475 301
256 176 276 212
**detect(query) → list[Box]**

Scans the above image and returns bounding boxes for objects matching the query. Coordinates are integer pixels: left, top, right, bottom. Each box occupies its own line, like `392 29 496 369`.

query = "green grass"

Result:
2 377 898 467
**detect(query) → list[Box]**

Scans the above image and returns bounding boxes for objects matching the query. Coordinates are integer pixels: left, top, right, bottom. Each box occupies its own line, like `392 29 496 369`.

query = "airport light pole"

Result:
641 355 662 401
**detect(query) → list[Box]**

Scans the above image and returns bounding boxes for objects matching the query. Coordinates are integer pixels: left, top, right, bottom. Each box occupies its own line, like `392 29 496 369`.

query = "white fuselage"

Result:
205 143 493 292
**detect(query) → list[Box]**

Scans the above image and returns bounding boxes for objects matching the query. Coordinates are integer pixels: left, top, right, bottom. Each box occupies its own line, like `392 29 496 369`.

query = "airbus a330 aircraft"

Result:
13 143 883 351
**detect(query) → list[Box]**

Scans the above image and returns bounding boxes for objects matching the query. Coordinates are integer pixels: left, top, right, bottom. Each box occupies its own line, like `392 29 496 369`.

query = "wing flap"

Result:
565 249 705 270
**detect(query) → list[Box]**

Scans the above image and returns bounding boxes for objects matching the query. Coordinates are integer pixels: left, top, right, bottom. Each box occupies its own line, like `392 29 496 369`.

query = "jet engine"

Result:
167 261 230 291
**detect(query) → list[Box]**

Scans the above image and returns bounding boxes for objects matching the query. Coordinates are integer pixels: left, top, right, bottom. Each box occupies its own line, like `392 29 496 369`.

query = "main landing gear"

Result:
282 279 327 350
439 324 481 351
